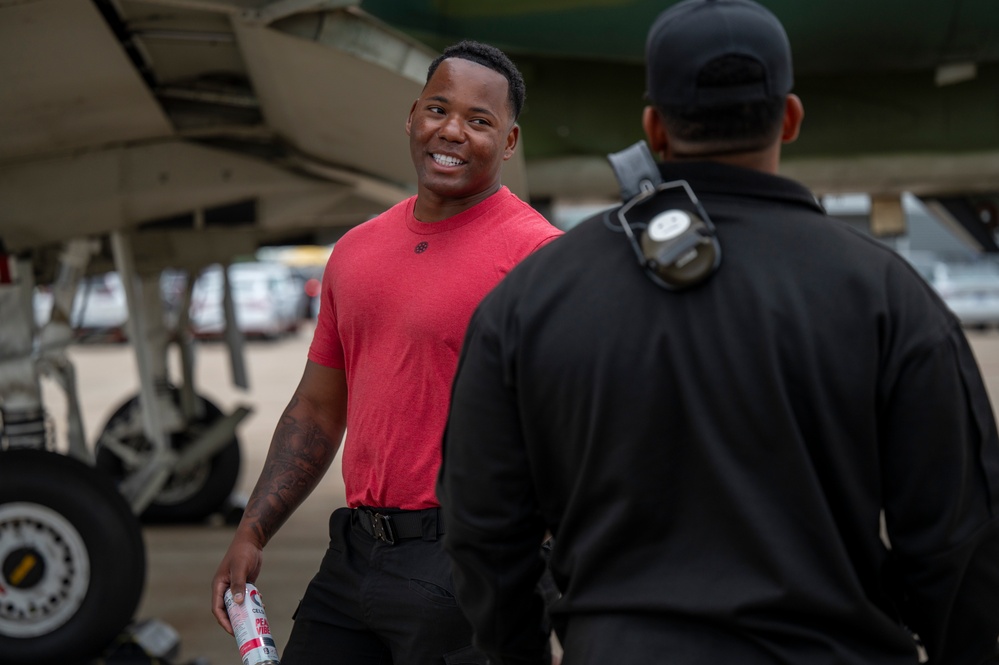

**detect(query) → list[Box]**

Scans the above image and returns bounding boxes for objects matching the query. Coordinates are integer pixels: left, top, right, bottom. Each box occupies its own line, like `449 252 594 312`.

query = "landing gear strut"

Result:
95 389 243 523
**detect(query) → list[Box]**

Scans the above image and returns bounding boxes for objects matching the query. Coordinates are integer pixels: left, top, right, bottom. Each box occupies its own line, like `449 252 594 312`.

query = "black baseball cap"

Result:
646 0 793 108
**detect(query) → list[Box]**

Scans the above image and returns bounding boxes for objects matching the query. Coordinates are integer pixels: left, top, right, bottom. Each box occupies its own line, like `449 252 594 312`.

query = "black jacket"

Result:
438 161 999 665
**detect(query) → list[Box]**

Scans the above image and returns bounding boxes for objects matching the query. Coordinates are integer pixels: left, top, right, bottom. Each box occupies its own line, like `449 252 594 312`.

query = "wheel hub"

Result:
2 546 46 590
0 503 90 638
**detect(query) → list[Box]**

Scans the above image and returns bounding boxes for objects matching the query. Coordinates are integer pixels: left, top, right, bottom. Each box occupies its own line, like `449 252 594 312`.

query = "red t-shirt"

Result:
308 187 562 509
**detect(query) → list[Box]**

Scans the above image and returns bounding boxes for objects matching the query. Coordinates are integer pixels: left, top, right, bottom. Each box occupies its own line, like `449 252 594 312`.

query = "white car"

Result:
920 260 999 329
189 262 302 339
34 272 129 342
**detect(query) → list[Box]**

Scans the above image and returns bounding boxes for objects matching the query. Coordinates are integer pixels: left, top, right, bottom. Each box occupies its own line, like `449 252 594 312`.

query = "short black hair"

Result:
657 55 785 152
426 40 526 121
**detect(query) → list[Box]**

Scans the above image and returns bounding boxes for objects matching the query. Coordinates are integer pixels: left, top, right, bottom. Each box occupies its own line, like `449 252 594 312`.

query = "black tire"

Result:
95 389 241 523
0 448 146 665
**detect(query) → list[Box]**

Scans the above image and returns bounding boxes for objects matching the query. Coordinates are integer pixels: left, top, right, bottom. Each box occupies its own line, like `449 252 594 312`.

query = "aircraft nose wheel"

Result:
0 448 145 665
95 388 242 523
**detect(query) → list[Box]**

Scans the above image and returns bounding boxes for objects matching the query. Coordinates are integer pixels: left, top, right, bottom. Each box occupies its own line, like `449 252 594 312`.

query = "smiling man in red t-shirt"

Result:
211 40 561 664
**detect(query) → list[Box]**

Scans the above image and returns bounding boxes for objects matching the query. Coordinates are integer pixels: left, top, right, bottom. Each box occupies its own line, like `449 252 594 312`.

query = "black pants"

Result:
281 507 486 665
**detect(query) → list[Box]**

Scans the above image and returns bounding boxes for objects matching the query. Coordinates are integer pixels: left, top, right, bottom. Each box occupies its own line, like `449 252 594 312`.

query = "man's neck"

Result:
667 143 781 174
412 184 502 223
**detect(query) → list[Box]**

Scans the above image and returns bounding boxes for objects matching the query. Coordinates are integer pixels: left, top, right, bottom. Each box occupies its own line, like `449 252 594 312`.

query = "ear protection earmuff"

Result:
607 142 722 291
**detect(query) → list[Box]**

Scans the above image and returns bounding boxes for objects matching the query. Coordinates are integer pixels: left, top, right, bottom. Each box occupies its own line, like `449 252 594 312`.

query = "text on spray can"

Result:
224 583 280 665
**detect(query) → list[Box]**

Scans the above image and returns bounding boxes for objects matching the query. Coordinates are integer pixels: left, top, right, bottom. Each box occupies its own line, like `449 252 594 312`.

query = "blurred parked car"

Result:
159 268 190 329
189 262 302 339
918 260 999 329
34 272 129 342
290 264 325 320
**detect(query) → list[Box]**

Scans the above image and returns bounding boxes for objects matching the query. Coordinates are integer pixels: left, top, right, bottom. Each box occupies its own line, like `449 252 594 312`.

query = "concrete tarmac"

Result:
39 324 999 665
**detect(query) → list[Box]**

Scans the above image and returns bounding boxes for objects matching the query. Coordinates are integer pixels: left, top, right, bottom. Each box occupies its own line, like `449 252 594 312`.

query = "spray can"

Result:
224 583 281 665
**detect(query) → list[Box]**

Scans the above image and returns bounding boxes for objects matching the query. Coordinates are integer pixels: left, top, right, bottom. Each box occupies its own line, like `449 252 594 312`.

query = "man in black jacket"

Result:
437 1 999 664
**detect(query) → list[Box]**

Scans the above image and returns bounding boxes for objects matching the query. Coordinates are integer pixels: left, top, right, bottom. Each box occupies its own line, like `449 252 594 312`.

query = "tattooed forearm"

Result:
241 393 344 546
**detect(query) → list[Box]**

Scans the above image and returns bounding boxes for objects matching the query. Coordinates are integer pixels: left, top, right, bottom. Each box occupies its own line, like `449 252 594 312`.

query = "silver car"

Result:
189 262 302 339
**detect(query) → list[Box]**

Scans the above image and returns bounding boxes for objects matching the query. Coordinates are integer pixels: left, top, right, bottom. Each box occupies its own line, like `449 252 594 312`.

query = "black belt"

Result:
354 507 445 545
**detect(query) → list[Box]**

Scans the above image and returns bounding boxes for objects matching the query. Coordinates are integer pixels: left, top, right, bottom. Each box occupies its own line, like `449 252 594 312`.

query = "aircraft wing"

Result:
359 0 999 199
358 0 999 247
0 0 527 265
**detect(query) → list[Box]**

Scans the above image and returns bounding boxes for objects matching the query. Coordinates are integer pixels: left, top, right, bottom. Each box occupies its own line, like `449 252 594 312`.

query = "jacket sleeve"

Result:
880 316 999 665
438 299 550 665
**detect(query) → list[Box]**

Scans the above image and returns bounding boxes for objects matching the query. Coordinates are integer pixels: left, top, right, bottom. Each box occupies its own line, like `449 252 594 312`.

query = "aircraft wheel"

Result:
0 448 145 665
95 389 241 523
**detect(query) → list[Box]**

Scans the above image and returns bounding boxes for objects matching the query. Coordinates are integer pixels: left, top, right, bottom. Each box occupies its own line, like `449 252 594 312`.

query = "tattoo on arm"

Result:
242 393 342 545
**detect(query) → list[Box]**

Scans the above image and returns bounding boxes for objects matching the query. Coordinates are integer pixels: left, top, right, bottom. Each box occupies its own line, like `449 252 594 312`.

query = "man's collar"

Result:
655 161 824 213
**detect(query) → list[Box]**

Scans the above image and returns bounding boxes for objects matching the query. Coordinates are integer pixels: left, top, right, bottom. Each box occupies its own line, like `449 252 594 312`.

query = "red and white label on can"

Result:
224 583 281 665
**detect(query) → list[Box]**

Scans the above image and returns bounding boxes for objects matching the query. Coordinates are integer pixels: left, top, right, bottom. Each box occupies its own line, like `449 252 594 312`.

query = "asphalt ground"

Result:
40 324 999 665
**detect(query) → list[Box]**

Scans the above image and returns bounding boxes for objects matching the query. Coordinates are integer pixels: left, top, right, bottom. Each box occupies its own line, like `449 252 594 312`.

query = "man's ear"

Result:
781 94 804 144
405 99 418 136
503 123 520 161
642 106 669 159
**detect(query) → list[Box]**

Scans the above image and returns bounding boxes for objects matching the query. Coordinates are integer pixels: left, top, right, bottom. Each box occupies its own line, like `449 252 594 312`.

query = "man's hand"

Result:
211 536 264 635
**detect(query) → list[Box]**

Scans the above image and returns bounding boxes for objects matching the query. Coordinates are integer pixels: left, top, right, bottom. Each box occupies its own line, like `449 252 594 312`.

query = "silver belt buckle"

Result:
370 512 396 544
